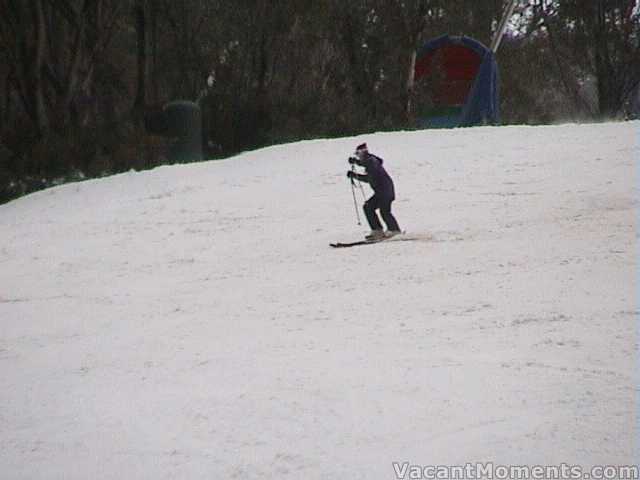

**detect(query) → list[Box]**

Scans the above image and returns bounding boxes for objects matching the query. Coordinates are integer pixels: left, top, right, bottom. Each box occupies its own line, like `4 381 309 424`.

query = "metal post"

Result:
490 0 518 53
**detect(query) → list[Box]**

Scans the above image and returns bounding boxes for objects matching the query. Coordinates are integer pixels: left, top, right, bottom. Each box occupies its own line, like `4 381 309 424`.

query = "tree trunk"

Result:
32 0 49 135
150 0 158 103
134 0 147 109
60 11 87 127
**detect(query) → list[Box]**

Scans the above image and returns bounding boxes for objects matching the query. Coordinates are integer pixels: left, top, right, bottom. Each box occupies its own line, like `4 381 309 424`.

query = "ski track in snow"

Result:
0 122 638 479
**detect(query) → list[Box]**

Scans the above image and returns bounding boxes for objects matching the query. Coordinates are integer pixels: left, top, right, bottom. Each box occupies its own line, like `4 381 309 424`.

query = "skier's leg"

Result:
363 195 383 231
380 199 401 232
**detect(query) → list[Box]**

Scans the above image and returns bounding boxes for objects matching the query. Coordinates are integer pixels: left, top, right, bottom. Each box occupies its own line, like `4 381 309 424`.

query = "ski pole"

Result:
356 177 366 201
350 176 361 225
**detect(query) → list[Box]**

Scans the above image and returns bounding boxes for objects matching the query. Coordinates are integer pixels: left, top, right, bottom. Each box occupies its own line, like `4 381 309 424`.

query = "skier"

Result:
347 143 402 241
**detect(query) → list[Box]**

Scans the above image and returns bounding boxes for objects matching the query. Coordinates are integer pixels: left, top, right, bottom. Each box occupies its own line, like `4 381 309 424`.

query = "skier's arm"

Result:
348 156 367 167
347 170 370 183
354 172 369 183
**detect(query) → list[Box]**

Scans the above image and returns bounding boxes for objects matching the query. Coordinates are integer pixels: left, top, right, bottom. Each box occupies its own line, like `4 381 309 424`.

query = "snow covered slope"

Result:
1 122 638 479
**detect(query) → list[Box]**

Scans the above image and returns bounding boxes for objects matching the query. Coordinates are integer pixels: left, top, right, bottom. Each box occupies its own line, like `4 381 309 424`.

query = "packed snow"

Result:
1 122 638 479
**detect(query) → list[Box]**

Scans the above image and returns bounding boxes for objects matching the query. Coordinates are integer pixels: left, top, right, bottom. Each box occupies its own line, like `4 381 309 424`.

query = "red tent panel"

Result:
414 45 483 106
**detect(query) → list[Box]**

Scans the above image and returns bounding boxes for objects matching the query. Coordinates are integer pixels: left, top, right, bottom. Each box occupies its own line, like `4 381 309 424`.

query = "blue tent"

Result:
413 35 499 128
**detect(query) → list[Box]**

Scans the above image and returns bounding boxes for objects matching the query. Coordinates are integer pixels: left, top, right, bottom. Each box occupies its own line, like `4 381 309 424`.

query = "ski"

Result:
330 232 415 248
330 239 383 248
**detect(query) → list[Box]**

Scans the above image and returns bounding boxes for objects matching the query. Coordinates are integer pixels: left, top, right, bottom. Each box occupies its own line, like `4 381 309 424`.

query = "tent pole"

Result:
490 0 517 53
406 50 417 122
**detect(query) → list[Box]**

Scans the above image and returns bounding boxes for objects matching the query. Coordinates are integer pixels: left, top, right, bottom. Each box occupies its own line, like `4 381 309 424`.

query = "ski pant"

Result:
364 194 400 232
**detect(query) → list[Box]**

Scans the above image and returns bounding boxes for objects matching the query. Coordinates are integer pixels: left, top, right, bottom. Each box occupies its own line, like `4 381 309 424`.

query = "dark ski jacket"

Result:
352 153 395 200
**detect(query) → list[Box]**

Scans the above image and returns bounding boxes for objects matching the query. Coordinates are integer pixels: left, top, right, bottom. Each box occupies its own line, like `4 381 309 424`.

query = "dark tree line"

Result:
1 0 638 204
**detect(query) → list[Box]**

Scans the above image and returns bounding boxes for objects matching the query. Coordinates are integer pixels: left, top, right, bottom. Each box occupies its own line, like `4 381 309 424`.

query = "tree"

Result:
535 0 640 118
0 0 124 135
